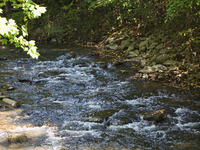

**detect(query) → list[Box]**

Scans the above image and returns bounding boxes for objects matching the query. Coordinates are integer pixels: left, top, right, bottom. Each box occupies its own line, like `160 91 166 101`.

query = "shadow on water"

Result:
0 44 200 150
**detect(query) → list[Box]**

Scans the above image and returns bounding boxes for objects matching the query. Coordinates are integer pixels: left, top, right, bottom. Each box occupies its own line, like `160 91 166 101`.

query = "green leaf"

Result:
14 42 20 47
22 25 28 37
1 39 7 45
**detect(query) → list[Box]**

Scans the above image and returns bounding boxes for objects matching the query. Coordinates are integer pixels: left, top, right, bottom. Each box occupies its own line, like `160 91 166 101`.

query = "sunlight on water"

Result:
0 45 200 149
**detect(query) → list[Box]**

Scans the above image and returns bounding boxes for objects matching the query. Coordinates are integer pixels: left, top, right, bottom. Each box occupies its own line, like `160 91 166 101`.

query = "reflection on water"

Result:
0 44 200 150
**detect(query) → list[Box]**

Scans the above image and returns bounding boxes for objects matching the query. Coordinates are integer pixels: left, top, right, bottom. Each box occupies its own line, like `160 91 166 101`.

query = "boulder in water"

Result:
143 109 167 122
66 52 78 59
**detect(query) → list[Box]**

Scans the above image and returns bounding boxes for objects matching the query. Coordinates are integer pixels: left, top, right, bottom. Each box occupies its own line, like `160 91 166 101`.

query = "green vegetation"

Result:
0 0 46 58
1 0 200 62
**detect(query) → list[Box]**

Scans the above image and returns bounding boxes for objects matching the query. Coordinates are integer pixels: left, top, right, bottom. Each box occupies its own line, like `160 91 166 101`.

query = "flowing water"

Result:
0 44 200 150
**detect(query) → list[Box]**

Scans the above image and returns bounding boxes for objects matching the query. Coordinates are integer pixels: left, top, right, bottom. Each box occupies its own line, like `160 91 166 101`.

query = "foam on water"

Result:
1 47 200 149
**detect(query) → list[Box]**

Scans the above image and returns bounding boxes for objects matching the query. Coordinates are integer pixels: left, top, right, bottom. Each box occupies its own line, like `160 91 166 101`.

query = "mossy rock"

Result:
149 42 158 50
155 54 170 64
120 39 131 50
127 42 137 51
134 50 140 55
155 43 165 50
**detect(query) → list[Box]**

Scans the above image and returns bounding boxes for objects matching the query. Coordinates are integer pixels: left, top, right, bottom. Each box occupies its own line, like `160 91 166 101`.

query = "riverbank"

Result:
83 30 200 93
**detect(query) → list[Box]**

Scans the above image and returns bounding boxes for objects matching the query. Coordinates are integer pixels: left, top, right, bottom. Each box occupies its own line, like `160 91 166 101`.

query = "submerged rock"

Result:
0 57 7 61
18 79 32 83
66 53 78 59
7 87 15 91
8 133 28 143
106 117 132 126
143 109 167 122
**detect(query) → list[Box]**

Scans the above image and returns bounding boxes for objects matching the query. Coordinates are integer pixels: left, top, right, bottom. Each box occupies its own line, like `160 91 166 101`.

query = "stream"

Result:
0 44 200 150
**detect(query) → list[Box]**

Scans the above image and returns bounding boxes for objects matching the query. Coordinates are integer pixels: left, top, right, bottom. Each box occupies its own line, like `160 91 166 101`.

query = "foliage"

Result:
166 0 200 60
0 0 46 58
3 0 197 62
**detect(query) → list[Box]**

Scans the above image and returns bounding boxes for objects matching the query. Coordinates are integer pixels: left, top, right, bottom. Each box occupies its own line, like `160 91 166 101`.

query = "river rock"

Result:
86 42 96 46
127 42 137 51
131 57 142 64
139 40 148 52
72 61 89 67
169 65 179 71
19 79 32 83
142 73 148 79
127 51 138 58
106 117 132 126
0 57 7 61
159 49 167 54
152 64 167 72
8 133 28 143
7 87 15 91
82 117 104 123
134 50 140 55
139 66 155 74
0 95 6 100
155 54 170 64
2 98 21 108
132 73 143 79
143 109 166 122
164 60 178 66
155 43 165 50
120 39 131 50
149 42 158 51
66 52 78 59
190 123 200 129
140 59 147 67
50 38 57 43
105 43 118 50
99 62 108 69
140 37 148 41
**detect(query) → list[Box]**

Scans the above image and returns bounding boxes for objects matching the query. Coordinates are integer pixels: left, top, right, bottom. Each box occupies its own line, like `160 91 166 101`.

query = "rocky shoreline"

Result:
88 31 200 92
